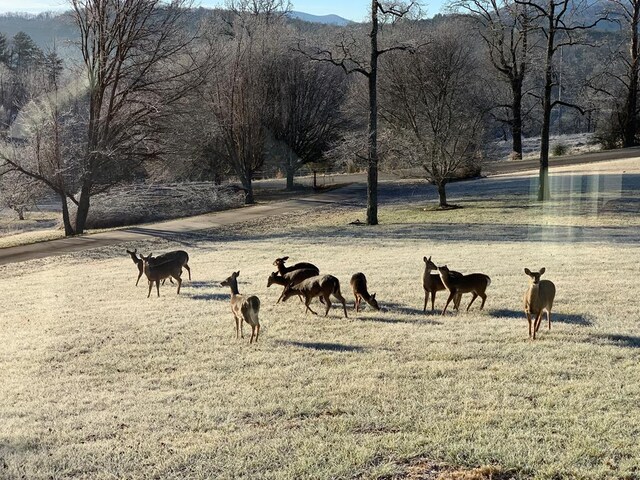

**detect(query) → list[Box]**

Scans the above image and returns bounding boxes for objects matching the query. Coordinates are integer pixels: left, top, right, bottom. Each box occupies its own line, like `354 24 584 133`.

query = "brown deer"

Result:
140 253 183 298
437 265 491 315
126 248 144 286
267 268 319 303
281 275 348 318
273 256 319 276
350 272 380 312
221 271 261 343
153 250 191 281
422 256 461 312
524 268 556 340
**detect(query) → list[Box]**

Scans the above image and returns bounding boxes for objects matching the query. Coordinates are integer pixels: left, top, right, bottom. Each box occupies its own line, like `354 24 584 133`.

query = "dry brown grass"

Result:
1 173 639 479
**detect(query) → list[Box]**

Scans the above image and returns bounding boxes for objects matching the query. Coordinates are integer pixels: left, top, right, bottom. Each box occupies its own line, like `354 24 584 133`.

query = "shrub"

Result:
551 143 569 156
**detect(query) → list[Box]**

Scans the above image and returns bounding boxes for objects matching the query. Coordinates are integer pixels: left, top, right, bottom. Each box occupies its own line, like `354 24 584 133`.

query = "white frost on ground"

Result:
488 132 599 160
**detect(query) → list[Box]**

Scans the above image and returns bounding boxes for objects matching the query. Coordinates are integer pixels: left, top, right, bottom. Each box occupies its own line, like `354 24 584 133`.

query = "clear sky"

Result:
0 0 445 19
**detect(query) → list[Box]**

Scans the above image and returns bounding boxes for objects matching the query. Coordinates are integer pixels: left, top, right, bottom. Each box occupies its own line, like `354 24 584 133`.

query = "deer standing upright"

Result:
221 271 261 343
126 248 144 286
523 267 556 340
422 256 461 312
281 275 348 318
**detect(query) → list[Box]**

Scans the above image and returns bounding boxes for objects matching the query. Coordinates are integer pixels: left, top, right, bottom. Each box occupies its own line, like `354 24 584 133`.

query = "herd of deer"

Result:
126 249 556 343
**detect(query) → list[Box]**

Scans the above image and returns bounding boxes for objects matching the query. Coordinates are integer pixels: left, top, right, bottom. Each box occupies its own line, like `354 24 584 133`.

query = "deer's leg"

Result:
547 310 552 330
354 295 360 312
442 291 456 315
305 298 318 315
423 291 428 312
176 277 182 295
453 293 461 311
234 315 240 339
255 324 260 342
185 264 191 281
431 290 436 312
324 294 332 316
527 312 532 338
136 271 142 286
156 280 161 297
533 312 543 336
479 292 487 310
240 318 245 338
466 293 478 311
250 325 255 344
147 280 153 298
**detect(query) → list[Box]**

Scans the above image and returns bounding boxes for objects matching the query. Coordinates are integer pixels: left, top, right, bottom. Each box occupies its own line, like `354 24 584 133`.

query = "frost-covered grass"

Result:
1 174 639 478
0 210 63 248
488 133 600 161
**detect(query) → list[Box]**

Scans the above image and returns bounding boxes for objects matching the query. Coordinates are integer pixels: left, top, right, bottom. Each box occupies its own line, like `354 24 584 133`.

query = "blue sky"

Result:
0 0 445 19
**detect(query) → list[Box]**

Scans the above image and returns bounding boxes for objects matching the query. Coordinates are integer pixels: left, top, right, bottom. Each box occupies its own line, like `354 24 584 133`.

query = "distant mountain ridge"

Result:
288 11 353 26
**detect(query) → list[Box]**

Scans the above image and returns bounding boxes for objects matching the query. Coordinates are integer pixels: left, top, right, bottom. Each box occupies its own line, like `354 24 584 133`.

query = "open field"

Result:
1 163 640 479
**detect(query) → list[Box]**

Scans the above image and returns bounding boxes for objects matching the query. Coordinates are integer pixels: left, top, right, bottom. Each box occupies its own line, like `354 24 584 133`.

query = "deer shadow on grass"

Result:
355 315 443 326
489 308 593 326
277 340 365 353
591 333 640 349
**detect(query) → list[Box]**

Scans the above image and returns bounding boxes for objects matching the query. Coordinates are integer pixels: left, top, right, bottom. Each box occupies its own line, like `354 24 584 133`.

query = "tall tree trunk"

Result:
367 0 379 226
511 78 524 159
74 183 91 234
59 192 75 236
539 12 555 202
624 10 639 147
437 182 448 208
285 153 296 190
241 176 255 204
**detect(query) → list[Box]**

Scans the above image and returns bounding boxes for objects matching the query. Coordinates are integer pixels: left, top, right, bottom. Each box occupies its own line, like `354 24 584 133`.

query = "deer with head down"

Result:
267 268 319 303
437 265 491 315
350 272 380 313
221 271 261 343
524 267 556 340
281 274 348 318
140 253 183 298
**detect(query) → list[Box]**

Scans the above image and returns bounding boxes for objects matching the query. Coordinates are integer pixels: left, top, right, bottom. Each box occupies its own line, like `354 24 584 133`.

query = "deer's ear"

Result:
234 271 240 277
371 293 376 299
133 248 137 253
524 268 531 275
282 256 289 261
540 267 546 275
423 256 427 263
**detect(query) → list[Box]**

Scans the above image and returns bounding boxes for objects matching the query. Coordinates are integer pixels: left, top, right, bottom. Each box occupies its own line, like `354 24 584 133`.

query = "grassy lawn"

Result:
1 178 640 479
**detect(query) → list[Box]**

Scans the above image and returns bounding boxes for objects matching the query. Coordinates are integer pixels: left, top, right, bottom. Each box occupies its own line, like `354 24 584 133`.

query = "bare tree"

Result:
0 169 46 220
265 53 349 189
451 0 536 159
299 1 421 225
381 22 488 207
68 0 202 234
516 0 608 200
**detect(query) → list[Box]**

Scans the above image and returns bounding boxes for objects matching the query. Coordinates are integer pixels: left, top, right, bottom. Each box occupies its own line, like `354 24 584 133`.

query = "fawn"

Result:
350 272 380 312
524 268 556 340
281 274 348 318
126 248 144 286
267 268 319 303
437 265 491 314
140 253 183 298
422 256 462 312
273 256 319 276
221 271 261 343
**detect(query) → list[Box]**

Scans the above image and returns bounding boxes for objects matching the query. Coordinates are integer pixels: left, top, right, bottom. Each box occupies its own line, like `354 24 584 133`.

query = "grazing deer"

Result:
154 250 191 281
437 265 491 315
126 248 144 286
422 256 462 312
221 271 261 343
281 275 348 318
350 272 380 312
273 256 319 276
524 267 556 340
140 253 183 298
267 268 319 303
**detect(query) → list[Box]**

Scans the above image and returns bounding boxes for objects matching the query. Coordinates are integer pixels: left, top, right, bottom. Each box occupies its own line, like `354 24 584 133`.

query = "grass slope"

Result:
1 184 639 479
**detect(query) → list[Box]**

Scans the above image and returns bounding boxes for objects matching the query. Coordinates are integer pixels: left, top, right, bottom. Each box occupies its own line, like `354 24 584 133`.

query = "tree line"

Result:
0 0 637 235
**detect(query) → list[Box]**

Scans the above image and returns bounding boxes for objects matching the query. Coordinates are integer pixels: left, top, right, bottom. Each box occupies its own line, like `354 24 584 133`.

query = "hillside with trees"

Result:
0 0 636 234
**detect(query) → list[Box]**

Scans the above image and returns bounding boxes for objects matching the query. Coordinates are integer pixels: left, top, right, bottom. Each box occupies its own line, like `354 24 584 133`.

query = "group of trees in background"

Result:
0 0 639 234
